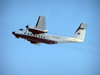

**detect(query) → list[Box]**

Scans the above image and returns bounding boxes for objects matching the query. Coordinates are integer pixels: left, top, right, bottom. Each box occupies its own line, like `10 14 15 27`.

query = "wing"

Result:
34 43 41 46
36 15 46 30
28 40 41 46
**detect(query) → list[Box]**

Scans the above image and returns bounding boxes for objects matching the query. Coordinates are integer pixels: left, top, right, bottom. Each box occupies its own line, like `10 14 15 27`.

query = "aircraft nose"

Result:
12 31 15 34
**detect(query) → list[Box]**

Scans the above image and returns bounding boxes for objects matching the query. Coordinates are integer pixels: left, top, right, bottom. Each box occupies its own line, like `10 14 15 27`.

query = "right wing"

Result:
35 15 46 30
34 43 41 46
28 40 41 46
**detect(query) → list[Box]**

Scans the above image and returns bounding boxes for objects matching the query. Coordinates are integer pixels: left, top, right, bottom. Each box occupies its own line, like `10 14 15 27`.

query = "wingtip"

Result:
40 15 45 17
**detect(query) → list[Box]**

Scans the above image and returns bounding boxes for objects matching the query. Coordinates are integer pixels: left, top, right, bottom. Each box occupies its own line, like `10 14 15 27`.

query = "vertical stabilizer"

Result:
72 23 87 41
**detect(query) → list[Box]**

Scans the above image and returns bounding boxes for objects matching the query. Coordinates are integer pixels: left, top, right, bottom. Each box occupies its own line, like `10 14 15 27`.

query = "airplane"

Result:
12 15 87 46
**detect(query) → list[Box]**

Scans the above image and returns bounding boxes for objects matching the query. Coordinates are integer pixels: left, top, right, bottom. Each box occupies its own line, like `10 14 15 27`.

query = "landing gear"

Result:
16 36 19 39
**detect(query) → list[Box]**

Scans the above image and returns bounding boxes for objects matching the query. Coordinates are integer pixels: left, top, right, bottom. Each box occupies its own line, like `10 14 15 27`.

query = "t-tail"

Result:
72 23 87 42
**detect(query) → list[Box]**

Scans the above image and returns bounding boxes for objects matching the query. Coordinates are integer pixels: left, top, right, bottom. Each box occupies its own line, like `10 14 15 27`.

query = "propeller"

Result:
24 24 29 42
25 25 29 29
25 24 29 33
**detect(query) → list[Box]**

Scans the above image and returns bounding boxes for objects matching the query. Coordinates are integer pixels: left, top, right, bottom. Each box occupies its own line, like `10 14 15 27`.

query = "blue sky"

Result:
0 0 100 75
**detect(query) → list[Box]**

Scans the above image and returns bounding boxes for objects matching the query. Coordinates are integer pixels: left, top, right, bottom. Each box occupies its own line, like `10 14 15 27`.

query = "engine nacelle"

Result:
28 27 48 34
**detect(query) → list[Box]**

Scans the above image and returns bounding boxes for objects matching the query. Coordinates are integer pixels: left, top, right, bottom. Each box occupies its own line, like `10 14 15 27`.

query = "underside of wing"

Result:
36 15 46 30
28 27 48 34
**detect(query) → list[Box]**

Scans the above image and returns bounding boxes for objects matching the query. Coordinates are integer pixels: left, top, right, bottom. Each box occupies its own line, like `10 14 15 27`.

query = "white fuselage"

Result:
13 29 83 44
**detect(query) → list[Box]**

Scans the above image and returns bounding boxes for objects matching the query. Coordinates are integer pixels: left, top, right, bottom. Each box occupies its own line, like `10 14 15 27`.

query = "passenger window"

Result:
41 36 43 38
35 35 37 37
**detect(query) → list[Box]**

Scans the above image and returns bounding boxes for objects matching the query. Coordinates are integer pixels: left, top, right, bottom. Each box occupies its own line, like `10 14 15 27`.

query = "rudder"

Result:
72 23 87 41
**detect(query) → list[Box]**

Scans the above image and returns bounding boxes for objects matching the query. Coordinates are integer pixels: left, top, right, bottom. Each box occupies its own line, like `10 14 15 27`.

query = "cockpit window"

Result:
19 29 23 31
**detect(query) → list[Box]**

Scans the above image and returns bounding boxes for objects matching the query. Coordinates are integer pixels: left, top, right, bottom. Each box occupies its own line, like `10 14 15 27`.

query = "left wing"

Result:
35 15 46 30
28 15 47 34
28 27 48 34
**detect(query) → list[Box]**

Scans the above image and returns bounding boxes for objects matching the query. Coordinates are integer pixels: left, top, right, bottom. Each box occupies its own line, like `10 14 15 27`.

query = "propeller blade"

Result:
25 25 29 29
25 24 29 34
25 23 29 29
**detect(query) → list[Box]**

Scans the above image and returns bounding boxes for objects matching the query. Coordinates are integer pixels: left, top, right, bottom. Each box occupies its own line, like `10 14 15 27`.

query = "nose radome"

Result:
12 31 15 34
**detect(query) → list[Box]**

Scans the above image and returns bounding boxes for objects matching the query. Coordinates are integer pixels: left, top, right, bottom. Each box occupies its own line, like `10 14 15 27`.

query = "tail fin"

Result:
72 23 87 41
